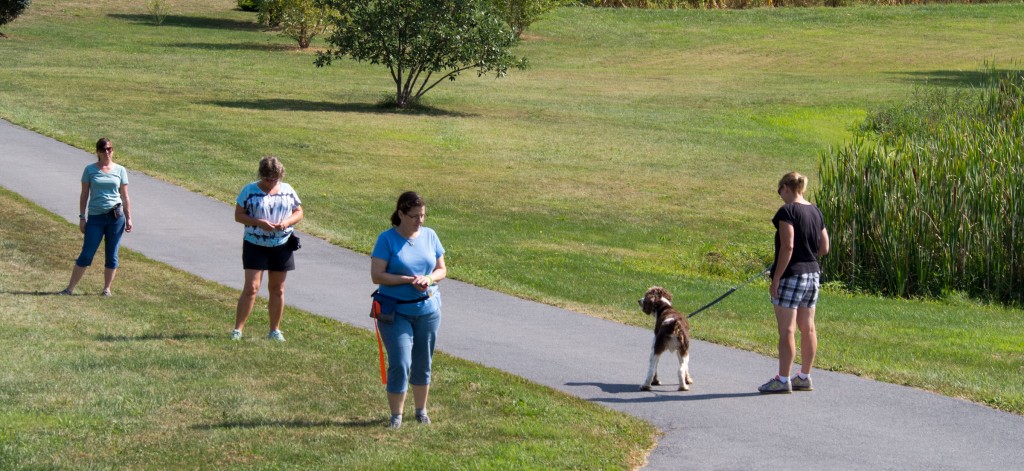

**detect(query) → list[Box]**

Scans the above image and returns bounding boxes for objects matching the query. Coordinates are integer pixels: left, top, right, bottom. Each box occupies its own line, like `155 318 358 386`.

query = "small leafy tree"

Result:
149 0 167 26
0 0 31 38
490 0 559 38
277 0 337 49
316 0 526 108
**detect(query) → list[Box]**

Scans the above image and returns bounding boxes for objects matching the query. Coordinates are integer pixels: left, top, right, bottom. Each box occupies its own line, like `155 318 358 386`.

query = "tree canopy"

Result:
0 0 31 38
316 0 526 108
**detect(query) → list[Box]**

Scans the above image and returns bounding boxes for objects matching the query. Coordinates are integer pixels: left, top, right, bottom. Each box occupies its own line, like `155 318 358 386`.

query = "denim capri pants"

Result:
378 310 442 394
76 212 126 269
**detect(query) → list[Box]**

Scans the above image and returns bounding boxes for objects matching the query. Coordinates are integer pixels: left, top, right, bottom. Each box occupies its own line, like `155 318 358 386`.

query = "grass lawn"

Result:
0 188 655 469
0 0 1021 418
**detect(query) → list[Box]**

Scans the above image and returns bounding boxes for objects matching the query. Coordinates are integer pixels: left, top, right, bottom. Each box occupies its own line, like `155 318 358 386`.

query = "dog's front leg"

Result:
641 350 661 391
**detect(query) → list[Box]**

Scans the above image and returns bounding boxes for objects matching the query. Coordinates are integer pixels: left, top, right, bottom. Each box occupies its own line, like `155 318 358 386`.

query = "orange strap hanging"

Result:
374 320 387 384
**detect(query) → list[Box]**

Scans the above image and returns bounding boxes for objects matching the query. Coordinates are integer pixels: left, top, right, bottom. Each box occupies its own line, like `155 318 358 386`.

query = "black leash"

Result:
687 266 770 319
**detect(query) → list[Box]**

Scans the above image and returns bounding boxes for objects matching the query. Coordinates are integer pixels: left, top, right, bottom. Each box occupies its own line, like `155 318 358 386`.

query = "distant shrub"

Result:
489 0 562 37
238 0 260 11
817 69 1024 303
581 0 998 8
0 0 32 37
149 0 168 26
257 0 285 27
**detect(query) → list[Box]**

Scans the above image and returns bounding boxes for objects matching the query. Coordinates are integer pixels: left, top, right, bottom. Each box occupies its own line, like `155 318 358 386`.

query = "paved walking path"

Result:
3 118 1023 470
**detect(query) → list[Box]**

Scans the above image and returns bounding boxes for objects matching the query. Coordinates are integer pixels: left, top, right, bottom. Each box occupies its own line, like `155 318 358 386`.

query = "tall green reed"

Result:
817 69 1024 303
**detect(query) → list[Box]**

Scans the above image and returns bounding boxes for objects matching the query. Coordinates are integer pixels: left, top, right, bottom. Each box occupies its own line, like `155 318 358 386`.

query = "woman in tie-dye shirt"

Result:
231 156 303 342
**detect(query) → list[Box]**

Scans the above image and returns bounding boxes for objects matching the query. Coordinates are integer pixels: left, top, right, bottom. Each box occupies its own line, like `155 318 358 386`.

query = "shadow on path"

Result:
566 382 760 403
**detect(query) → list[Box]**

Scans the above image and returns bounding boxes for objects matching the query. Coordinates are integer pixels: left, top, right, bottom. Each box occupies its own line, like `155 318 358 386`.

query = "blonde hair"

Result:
778 171 807 195
258 156 285 181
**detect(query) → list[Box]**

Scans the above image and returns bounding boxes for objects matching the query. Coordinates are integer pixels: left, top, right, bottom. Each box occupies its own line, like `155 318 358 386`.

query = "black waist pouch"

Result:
370 290 429 324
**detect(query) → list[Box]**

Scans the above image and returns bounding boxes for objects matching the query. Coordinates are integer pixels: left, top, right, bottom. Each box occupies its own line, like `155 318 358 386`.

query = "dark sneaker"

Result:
416 412 431 425
230 329 243 341
58 288 73 296
791 375 814 391
758 377 792 394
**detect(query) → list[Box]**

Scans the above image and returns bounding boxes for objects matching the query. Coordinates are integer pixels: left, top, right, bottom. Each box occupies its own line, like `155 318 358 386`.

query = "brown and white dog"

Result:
638 286 693 391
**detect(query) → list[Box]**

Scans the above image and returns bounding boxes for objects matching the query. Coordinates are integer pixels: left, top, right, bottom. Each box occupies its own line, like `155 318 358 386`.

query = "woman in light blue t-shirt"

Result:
371 191 447 429
60 138 133 297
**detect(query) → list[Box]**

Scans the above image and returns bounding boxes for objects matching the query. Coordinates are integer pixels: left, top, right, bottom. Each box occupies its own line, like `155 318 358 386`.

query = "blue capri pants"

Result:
76 212 126 269
378 310 442 394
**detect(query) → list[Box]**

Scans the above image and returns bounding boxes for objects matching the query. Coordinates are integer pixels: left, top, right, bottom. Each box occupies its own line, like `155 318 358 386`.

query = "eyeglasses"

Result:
402 211 426 220
98 147 113 153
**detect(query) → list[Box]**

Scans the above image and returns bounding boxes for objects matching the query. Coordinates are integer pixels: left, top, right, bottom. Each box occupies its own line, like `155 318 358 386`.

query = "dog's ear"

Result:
650 286 671 302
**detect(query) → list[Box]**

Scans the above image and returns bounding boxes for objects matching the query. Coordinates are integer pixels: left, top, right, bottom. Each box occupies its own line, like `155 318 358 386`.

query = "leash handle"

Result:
374 320 387 384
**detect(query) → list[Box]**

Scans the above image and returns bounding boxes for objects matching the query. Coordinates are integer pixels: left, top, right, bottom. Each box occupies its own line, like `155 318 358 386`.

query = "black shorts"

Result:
242 240 295 272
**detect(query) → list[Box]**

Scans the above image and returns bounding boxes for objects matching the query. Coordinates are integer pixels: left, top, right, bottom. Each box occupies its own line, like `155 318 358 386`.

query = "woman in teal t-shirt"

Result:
370 191 447 429
60 138 133 297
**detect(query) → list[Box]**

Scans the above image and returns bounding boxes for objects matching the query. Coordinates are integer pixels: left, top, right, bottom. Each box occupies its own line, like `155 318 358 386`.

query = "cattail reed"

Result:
817 69 1024 304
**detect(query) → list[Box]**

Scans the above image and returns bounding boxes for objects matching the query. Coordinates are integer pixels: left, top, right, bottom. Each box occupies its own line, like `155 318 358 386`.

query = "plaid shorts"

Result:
772 272 820 309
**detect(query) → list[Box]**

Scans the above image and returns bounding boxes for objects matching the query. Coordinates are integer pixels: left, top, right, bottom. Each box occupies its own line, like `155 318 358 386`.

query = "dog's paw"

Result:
685 376 694 385
640 385 652 391
651 378 661 386
678 385 690 392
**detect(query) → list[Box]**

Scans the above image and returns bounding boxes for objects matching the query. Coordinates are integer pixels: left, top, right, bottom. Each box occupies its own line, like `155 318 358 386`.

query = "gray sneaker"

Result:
758 377 792 394
101 289 112 297
388 415 402 429
230 329 243 341
791 375 814 391
416 412 431 425
267 330 285 342
58 288 73 296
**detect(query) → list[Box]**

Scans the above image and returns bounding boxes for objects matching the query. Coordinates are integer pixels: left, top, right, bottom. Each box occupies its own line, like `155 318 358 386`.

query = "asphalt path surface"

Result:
3 118 1023 470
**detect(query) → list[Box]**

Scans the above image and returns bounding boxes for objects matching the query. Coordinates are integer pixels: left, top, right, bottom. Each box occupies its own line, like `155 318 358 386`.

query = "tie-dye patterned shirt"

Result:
235 181 302 247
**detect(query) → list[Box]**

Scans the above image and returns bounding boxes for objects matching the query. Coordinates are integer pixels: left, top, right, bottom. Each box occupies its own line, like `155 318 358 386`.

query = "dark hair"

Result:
95 138 112 152
390 191 425 226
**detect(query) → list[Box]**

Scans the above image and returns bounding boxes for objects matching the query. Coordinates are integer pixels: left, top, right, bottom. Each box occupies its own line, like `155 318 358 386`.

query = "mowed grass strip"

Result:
0 188 655 469
1 1 1022 416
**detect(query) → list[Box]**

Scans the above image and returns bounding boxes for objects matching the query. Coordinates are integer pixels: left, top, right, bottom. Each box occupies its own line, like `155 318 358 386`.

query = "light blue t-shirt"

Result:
81 163 129 216
235 181 302 247
371 227 445 316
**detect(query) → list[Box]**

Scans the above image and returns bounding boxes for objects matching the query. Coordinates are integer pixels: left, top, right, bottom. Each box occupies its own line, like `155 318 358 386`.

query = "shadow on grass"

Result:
891 69 1024 88
97 333 222 342
566 382 761 403
108 14 261 31
3 290 71 296
192 418 381 430
168 42 295 52
207 99 474 117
